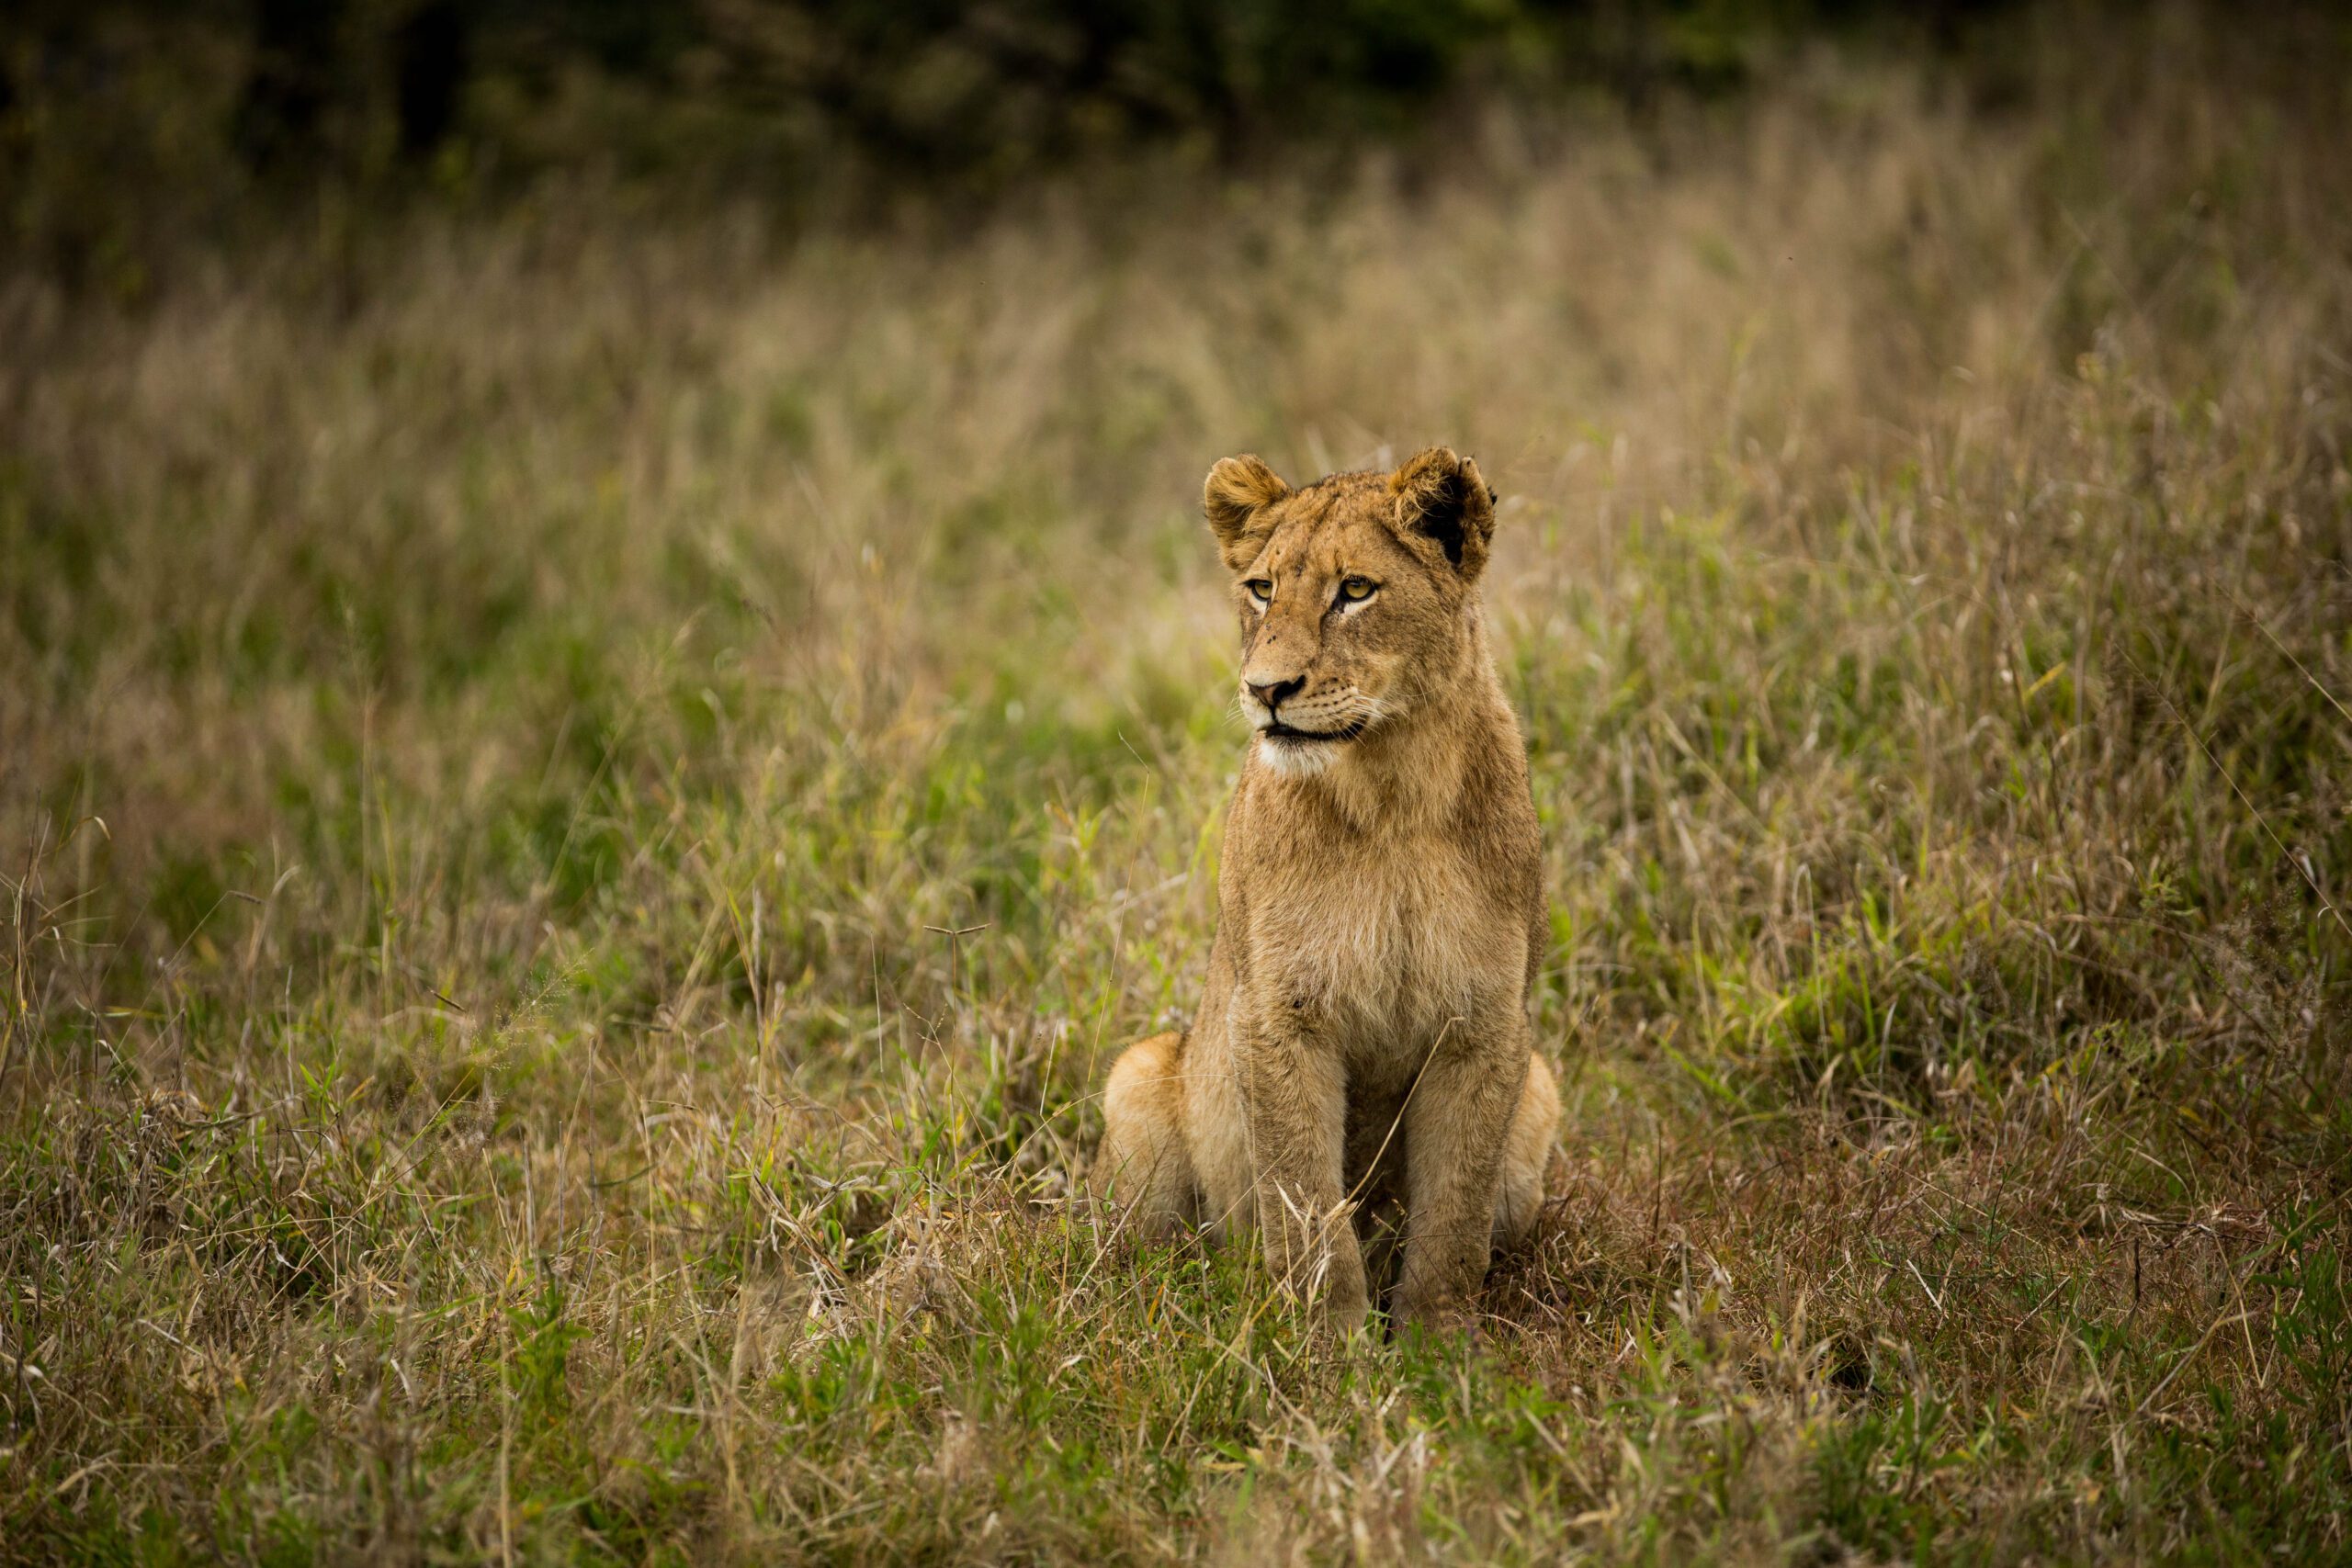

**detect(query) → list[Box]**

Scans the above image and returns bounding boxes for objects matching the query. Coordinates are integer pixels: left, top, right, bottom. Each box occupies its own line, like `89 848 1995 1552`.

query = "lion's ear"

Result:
1388 447 1496 581
1204 455 1290 570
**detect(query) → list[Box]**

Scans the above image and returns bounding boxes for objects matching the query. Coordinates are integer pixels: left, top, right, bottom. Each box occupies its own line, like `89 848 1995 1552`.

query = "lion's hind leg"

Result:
1491 1051 1560 1253
1091 1032 1200 1241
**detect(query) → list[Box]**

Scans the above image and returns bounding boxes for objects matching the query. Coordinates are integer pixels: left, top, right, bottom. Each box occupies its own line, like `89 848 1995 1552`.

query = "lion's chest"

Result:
1245 837 1517 1065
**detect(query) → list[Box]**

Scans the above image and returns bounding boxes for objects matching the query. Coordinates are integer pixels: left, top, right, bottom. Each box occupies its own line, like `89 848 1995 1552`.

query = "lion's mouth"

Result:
1260 718 1369 744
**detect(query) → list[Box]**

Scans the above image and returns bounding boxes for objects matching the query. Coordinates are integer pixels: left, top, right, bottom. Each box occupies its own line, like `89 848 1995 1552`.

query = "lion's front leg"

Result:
1393 1016 1529 1332
1239 1015 1369 1330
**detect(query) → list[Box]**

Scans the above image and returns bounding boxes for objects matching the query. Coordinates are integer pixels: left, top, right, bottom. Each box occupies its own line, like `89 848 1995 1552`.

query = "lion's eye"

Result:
1244 579 1273 606
1338 577 1375 603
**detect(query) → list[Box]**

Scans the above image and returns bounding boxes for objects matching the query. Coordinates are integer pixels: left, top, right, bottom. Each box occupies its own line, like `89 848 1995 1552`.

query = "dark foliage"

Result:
0 0 2058 284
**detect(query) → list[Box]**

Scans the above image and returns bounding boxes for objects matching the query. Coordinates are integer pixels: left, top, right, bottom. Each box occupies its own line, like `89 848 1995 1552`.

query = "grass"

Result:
4 9 2351 1562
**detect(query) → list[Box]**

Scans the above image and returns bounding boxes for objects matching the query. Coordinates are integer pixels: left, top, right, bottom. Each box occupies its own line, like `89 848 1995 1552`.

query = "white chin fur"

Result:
1255 733 1343 776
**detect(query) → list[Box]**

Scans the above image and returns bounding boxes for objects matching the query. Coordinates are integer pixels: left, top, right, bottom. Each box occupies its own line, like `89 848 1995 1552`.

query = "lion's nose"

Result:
1246 676 1306 712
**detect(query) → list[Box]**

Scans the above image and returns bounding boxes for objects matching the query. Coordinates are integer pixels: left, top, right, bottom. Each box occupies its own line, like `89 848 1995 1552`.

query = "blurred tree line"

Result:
5 0 2009 288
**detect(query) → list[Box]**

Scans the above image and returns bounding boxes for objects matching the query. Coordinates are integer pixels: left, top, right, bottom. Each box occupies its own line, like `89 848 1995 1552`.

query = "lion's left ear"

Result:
1204 454 1292 571
1388 447 1496 581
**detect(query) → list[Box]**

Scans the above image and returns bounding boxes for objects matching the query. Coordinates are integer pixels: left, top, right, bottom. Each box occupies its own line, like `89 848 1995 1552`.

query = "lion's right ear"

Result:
1388 446 1496 581
1203 455 1290 570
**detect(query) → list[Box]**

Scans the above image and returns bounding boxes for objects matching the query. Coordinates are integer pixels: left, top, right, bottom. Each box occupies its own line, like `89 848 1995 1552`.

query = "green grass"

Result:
4 12 2351 1562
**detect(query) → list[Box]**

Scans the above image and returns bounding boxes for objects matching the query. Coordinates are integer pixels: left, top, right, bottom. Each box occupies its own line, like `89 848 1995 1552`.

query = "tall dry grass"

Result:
3 7 2349 1561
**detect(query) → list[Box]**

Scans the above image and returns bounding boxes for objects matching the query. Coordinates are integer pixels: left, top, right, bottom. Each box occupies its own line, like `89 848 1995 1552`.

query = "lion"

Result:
1091 446 1559 1333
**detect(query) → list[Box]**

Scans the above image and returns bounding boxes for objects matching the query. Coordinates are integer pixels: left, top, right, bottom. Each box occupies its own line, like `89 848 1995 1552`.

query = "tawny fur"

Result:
1092 446 1560 1333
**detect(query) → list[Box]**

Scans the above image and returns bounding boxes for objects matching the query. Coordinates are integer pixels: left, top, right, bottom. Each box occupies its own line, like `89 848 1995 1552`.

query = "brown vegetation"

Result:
2 6 2349 1560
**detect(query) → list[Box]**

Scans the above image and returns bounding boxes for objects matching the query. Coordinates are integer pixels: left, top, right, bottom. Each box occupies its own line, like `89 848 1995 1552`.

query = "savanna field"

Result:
4 7 2352 1562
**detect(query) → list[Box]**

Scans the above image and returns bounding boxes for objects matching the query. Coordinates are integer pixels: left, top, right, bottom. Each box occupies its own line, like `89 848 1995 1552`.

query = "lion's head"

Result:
1202 446 1498 776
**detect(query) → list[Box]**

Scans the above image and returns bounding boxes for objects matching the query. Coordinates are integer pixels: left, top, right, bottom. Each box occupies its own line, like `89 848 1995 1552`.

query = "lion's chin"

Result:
1254 730 1350 777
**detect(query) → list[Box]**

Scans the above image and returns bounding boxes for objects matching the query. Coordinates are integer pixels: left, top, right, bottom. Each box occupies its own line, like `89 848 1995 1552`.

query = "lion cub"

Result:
1093 446 1558 1332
